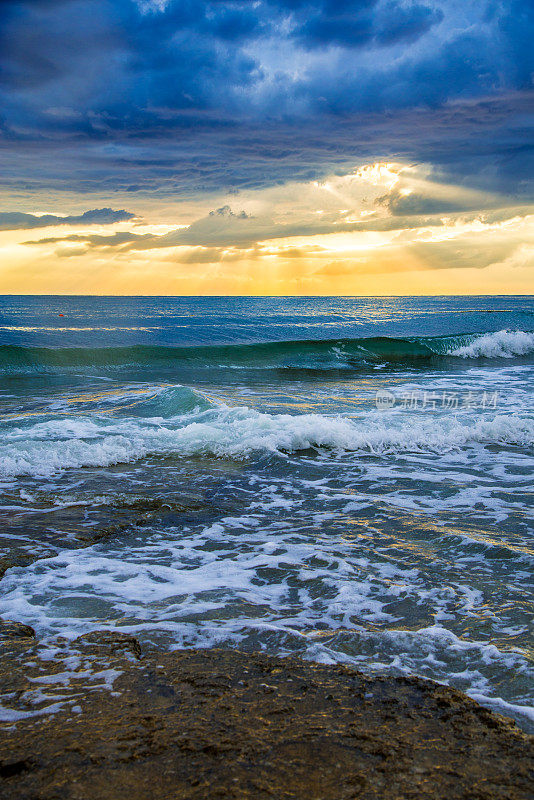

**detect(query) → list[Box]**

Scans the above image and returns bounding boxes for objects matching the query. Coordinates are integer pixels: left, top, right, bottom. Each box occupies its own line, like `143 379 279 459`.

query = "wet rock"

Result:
75 630 142 660
0 554 34 579
0 620 35 641
0 648 532 800
0 760 34 779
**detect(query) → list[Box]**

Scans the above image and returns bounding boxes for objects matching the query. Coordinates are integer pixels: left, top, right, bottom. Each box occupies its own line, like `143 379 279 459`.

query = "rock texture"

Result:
0 638 532 800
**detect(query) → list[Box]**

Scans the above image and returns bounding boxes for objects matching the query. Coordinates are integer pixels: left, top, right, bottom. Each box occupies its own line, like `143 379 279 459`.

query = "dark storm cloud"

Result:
0 208 136 231
294 0 443 49
0 0 532 198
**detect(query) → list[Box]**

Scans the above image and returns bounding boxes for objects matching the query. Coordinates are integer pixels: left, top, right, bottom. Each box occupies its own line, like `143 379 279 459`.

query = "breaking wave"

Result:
1 329 533 375
1 397 533 477
449 329 534 359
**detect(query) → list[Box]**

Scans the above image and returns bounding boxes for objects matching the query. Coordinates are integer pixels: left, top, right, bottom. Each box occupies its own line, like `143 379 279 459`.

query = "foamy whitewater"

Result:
0 296 533 729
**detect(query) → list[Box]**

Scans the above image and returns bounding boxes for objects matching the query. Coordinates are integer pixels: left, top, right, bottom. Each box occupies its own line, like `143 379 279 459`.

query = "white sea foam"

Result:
467 693 534 725
1 506 532 726
1 300 533 731
1 406 533 478
450 329 534 358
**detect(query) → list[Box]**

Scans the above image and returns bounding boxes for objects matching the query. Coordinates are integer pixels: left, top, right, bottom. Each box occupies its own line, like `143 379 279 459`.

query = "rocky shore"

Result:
0 627 532 799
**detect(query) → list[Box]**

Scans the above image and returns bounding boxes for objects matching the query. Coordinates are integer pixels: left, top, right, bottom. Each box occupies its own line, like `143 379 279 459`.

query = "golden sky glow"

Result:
1 162 532 295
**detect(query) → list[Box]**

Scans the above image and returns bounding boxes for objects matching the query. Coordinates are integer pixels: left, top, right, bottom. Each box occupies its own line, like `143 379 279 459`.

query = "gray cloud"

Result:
377 190 481 216
0 208 136 231
23 198 534 255
25 231 150 246
25 206 448 252
408 239 524 271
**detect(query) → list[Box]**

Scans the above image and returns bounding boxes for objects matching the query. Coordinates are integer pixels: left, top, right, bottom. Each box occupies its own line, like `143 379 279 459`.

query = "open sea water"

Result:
0 296 533 729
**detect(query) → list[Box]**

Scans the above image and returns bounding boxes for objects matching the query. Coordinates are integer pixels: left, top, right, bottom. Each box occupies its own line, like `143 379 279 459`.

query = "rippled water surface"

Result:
0 296 533 729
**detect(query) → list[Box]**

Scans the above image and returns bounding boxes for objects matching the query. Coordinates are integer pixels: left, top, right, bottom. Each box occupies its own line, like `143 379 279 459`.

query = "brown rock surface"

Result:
0 639 532 799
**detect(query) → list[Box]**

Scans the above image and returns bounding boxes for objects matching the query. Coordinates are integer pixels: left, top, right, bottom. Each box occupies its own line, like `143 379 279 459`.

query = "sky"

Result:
0 0 532 295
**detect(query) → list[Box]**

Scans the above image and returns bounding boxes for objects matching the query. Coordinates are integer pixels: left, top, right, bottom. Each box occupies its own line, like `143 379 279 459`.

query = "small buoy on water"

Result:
58 313 64 317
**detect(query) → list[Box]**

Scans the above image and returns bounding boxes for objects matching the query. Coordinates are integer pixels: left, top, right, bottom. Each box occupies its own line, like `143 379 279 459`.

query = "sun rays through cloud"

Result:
0 0 532 293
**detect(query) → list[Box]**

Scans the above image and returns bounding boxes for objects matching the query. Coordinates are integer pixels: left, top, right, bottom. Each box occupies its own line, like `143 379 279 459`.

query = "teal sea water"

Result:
0 296 533 728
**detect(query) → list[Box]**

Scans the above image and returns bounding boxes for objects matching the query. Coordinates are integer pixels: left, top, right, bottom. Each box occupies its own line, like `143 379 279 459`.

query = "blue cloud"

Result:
295 1 443 49
0 0 532 199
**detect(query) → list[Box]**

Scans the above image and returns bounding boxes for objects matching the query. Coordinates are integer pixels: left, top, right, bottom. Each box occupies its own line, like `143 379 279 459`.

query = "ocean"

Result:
0 295 533 729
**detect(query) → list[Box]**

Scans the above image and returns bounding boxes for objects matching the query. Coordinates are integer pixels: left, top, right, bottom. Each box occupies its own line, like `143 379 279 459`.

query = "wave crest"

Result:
449 330 534 359
1 407 533 478
0 330 533 376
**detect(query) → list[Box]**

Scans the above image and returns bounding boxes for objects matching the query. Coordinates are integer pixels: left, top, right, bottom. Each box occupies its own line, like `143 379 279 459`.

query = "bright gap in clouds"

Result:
0 162 532 295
